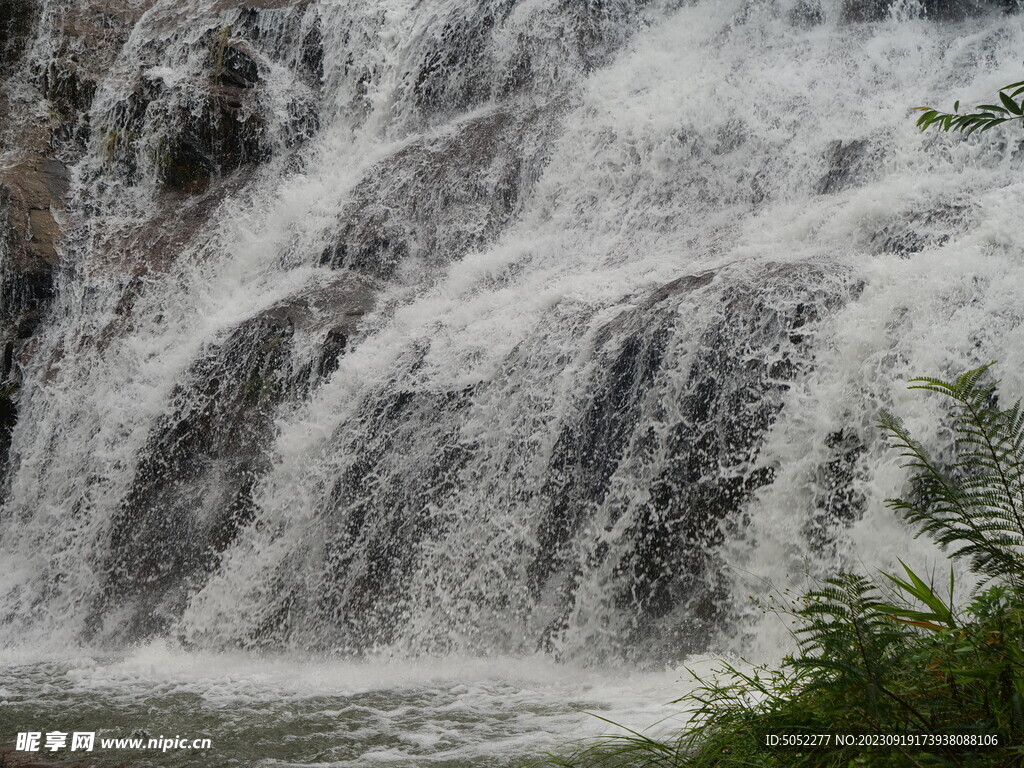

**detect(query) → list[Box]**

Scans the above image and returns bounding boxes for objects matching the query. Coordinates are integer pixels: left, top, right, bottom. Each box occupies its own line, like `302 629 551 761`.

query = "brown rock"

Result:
0 154 69 276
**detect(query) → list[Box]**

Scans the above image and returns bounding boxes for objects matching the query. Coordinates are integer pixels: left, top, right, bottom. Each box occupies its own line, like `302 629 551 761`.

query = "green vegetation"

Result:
915 80 1024 135
212 24 232 80
535 366 1024 767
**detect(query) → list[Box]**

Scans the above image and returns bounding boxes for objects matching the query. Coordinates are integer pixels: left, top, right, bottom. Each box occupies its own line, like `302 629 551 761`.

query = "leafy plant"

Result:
914 80 1024 135
877 560 956 632
879 365 1024 589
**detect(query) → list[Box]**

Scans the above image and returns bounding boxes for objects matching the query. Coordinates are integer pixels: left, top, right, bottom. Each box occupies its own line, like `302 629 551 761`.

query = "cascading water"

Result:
2 0 1024 764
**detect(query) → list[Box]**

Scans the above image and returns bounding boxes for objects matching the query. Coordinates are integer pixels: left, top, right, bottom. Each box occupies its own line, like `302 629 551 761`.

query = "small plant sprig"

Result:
914 80 1024 135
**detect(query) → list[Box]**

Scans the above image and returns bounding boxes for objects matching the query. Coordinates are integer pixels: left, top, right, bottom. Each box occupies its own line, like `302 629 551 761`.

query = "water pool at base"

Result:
0 645 701 767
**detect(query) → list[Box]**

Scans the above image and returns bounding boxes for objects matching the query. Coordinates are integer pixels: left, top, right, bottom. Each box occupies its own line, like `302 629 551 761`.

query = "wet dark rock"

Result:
96 314 296 639
158 99 269 194
43 57 96 154
247 265 854 657
308 389 475 650
531 264 853 658
871 203 970 256
299 21 324 87
101 74 166 185
0 157 69 340
90 276 373 641
0 156 67 497
790 0 825 26
285 279 376 391
410 1 517 114
404 0 648 120
317 327 350 380
841 0 1016 21
241 344 475 649
0 379 16 490
619 270 849 655
42 59 99 117
816 139 873 195
558 0 655 70
239 377 477 649
0 0 81 489
92 173 260 289
31 2 159 155
530 291 693 600
322 104 557 279
217 43 260 89
531 279 717 580
231 3 324 88
840 0 896 20
806 429 868 549
100 14 319 192
0 0 38 74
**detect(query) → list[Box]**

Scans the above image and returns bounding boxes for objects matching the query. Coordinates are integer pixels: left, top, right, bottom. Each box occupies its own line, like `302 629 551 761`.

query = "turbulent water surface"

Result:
2 0 1024 764
0 645 703 767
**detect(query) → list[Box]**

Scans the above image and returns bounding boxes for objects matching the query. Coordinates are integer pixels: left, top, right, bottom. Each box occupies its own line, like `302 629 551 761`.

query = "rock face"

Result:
33 2 160 156
0 158 68 340
0 0 323 491
151 30 292 192
322 104 558 279
0 0 38 75
396 0 650 123
0 158 69 477
0 1 158 488
219 263 855 658
531 264 853 657
157 93 270 193
101 16 320 193
90 277 374 640
297 385 479 650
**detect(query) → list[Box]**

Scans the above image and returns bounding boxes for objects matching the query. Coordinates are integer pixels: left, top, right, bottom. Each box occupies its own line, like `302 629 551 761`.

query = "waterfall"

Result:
2 0 1023 668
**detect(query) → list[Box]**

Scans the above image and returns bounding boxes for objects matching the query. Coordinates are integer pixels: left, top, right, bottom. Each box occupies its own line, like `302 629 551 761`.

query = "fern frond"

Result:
881 365 1024 588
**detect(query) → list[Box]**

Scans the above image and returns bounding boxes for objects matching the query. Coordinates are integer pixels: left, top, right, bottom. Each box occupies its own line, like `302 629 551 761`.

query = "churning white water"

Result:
2 0 1024 764
0 643 710 767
